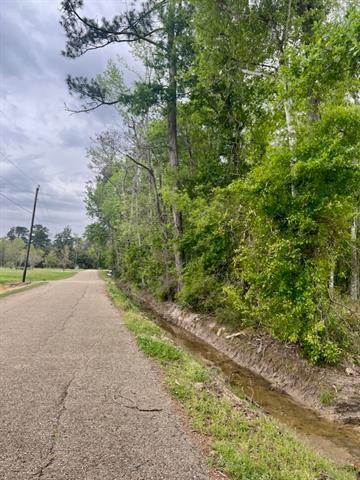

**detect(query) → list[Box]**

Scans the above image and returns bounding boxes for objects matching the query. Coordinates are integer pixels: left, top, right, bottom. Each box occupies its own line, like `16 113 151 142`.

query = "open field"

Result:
0 268 76 285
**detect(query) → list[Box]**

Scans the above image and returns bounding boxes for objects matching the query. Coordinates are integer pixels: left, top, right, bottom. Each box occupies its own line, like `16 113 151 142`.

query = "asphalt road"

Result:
0 270 209 480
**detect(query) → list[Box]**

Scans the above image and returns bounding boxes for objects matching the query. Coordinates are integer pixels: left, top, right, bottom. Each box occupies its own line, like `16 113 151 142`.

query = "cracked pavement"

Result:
0 270 209 480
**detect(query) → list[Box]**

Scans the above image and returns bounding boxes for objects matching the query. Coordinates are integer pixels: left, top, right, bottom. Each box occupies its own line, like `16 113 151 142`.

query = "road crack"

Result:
38 286 89 351
31 375 75 479
113 393 163 412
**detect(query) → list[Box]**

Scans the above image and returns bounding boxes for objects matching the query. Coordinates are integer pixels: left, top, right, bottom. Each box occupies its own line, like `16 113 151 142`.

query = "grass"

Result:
106 278 357 480
320 389 334 407
0 267 76 284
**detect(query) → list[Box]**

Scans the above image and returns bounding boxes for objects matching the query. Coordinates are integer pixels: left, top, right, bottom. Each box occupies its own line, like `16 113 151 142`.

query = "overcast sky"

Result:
0 0 140 237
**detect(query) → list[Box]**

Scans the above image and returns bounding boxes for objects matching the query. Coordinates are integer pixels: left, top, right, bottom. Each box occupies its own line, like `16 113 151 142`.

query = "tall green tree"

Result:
6 226 29 243
32 224 51 251
53 226 74 252
61 0 195 288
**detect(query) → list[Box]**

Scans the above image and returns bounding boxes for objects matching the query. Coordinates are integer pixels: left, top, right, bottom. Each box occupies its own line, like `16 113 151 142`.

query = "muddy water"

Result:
153 316 360 466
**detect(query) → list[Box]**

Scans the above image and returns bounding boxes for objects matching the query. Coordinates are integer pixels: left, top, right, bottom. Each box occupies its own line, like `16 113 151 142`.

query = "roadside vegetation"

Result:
61 0 359 365
106 278 356 480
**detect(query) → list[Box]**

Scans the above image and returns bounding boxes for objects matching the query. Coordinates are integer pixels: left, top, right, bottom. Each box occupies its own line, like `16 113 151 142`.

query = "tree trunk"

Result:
283 92 297 198
167 0 183 290
350 213 359 301
329 264 335 296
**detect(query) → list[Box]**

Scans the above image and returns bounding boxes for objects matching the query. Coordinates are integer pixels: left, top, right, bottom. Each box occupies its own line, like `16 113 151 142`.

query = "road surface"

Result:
0 270 209 479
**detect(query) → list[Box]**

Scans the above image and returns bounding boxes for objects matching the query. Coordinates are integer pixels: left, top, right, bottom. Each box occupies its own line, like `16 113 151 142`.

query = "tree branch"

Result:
62 0 166 56
65 100 120 114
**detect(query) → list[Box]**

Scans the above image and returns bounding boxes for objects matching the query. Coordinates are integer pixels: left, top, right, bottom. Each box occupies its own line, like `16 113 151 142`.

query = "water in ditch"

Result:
152 316 360 467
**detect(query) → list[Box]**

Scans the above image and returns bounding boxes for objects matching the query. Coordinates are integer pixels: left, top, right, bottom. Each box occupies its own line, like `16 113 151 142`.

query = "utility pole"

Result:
22 185 40 282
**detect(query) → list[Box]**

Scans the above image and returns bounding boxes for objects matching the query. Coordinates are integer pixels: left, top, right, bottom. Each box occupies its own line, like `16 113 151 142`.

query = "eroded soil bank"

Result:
118 283 360 463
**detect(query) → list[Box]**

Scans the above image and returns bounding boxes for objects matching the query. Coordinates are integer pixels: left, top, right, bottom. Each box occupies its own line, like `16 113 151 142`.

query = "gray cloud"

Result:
59 125 90 149
0 0 141 236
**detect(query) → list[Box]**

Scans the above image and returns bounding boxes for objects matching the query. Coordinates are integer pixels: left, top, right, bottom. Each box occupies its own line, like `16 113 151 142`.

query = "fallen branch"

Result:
225 332 245 339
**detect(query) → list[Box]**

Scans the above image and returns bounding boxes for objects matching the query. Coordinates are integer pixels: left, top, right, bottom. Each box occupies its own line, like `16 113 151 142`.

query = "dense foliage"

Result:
61 0 360 363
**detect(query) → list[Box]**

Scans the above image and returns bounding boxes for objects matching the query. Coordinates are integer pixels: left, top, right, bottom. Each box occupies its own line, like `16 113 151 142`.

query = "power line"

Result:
0 174 61 203
0 181 56 202
0 179 77 227
0 175 35 195
0 150 37 184
0 191 32 215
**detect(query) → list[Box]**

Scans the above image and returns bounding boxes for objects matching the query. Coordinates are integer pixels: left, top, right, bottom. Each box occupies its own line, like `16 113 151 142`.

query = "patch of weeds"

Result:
124 311 162 337
168 379 193 401
107 277 184 363
320 389 334 406
107 281 133 311
106 279 356 480
137 336 184 362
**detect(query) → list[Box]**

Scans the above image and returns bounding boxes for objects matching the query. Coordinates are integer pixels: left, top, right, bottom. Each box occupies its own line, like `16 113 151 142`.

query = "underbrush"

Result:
177 262 360 365
106 279 357 480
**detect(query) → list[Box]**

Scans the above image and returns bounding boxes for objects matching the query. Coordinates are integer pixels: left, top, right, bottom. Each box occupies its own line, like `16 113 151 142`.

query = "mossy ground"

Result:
106 279 356 480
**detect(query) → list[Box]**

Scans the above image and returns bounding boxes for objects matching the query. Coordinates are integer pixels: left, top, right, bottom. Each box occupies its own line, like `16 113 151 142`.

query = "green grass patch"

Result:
137 336 184 362
320 389 334 406
106 279 356 480
0 267 76 284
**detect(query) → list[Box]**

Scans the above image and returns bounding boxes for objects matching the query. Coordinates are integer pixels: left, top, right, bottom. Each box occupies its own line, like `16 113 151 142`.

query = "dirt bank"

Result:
119 283 360 426
0 282 31 295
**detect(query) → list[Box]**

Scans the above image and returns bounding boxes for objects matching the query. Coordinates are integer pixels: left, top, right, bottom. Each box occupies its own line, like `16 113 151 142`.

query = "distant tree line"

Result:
0 225 99 269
